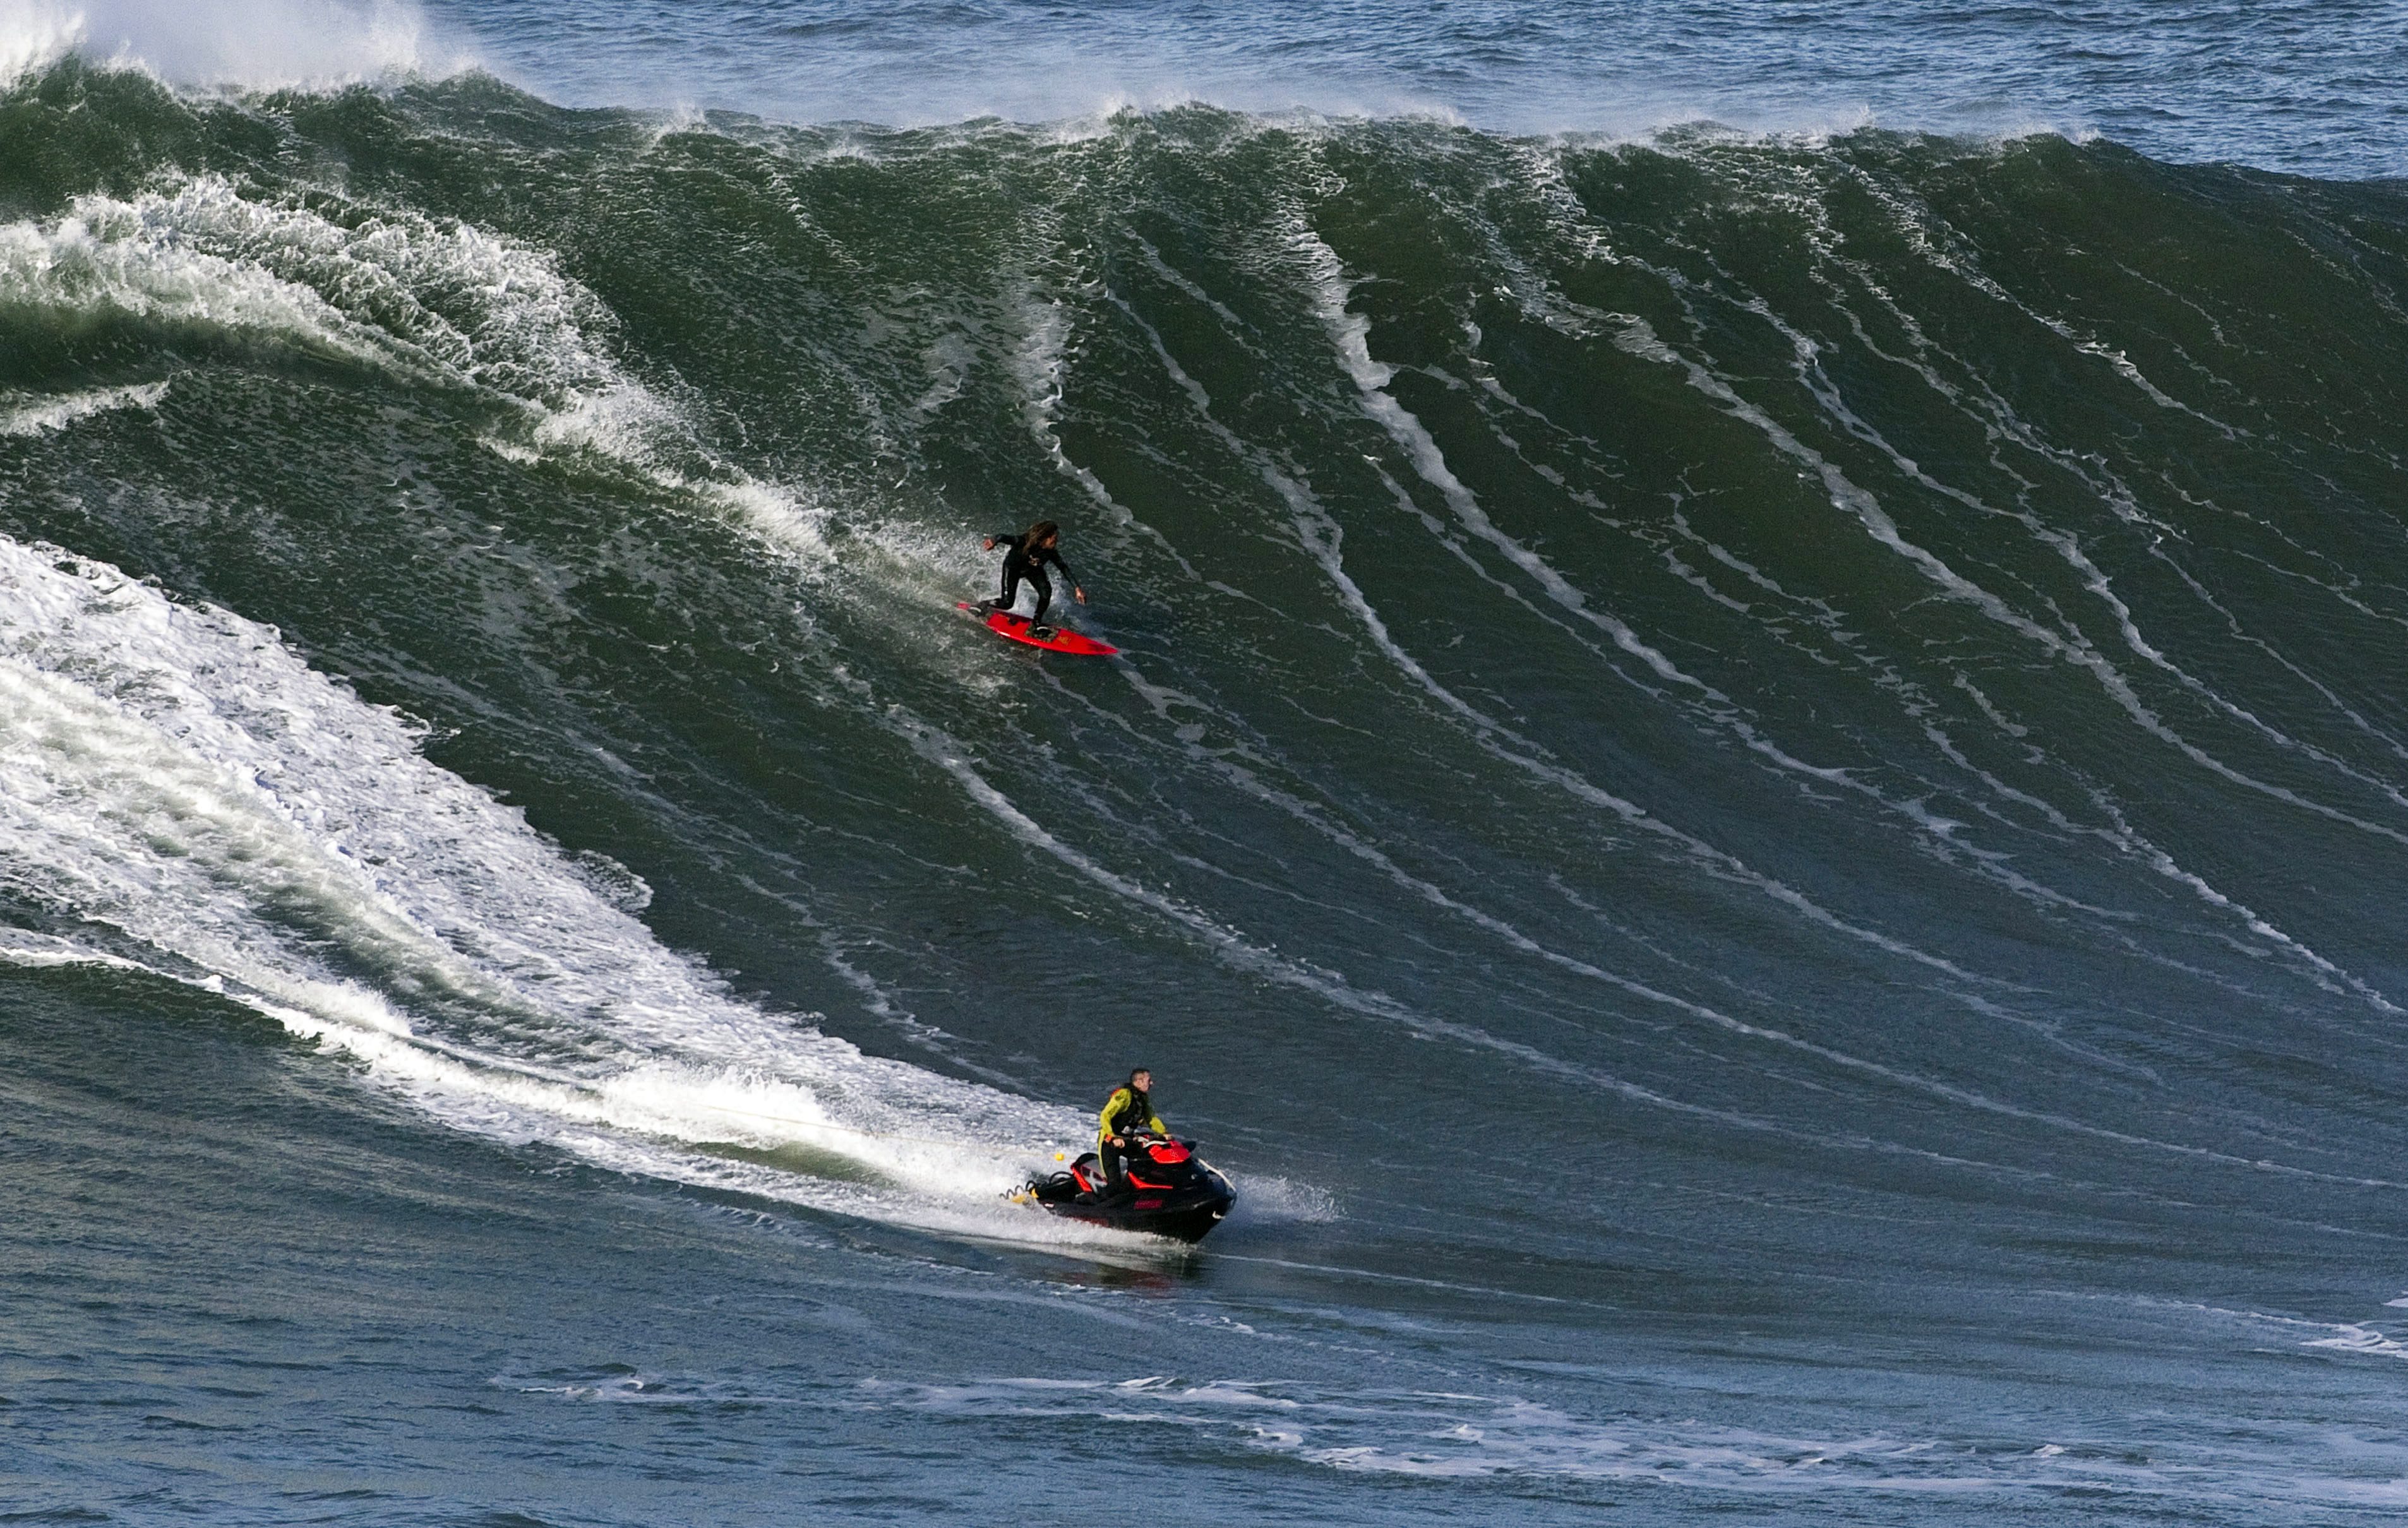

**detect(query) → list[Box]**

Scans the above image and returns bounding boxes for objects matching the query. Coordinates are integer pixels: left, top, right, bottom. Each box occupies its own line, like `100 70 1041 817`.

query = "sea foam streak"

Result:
0 379 167 435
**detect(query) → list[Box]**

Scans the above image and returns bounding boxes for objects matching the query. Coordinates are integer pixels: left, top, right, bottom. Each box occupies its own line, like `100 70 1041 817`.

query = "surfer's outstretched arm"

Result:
1045 546 1087 604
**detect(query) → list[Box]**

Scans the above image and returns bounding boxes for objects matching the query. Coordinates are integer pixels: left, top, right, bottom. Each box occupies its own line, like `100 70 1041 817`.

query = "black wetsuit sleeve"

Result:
1040 544 1078 585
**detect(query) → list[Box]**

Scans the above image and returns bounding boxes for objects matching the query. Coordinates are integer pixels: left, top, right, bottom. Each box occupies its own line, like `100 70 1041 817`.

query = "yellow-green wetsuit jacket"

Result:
1098 1087 1165 1147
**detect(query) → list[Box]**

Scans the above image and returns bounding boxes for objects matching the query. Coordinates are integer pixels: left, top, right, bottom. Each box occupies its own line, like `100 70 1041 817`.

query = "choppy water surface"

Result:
6 3 2408 1523
425 0 2408 177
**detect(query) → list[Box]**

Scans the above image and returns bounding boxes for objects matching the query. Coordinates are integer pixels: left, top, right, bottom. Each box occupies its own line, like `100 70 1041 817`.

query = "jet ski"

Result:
1012 1134 1235 1243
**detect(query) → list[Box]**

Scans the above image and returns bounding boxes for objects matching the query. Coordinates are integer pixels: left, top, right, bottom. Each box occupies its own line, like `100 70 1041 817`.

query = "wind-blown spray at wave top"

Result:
0 0 465 90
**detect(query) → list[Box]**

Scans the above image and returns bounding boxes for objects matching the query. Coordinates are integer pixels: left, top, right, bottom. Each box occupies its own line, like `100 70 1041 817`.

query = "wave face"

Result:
7 62 2408 1524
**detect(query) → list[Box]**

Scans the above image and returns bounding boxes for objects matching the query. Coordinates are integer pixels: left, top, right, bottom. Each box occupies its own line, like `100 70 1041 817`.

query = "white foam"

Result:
0 379 167 435
2302 1323 2408 1361
1225 1174 1341 1224
0 192 380 364
0 534 1152 1245
0 176 831 560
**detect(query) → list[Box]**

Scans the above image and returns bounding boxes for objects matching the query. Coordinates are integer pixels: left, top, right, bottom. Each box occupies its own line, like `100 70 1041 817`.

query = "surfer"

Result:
981 519 1086 633
1098 1068 1166 1190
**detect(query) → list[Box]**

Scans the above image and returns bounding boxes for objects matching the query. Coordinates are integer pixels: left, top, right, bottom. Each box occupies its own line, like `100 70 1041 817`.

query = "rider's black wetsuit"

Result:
990 532 1079 628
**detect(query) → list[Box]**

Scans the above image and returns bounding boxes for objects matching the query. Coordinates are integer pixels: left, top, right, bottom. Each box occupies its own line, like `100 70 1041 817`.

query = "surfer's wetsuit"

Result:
991 532 1079 628
1098 1085 1165 1188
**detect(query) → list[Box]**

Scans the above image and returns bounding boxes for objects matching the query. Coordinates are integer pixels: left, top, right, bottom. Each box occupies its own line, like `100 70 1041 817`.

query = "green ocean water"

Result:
8 59 2408 1523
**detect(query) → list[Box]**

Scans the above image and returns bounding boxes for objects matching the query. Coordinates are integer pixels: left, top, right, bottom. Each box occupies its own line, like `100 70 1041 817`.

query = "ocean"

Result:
4 2 2408 1522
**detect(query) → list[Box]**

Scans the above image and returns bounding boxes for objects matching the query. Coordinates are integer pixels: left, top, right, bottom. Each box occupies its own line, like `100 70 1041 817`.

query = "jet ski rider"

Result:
1098 1068 1166 1190
981 519 1087 633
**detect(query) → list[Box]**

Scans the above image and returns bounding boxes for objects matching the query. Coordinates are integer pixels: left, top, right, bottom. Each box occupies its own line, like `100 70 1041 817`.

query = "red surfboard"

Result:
957 601 1119 656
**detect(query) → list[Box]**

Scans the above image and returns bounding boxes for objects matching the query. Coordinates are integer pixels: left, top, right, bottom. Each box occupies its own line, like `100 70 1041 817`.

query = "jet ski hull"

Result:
1017 1146 1235 1243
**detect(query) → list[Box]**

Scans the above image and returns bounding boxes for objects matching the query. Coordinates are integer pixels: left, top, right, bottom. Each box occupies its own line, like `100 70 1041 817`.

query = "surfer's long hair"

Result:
1024 518 1060 548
